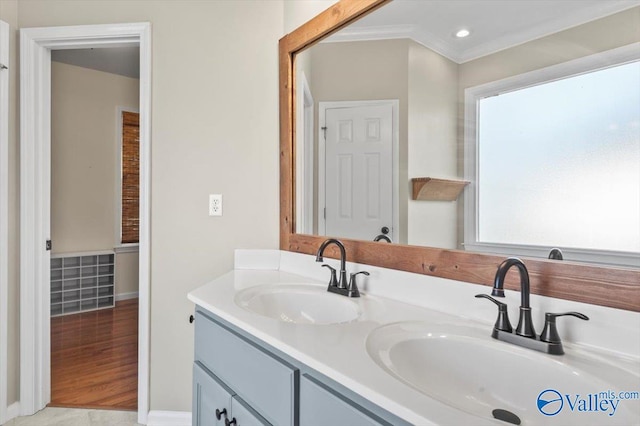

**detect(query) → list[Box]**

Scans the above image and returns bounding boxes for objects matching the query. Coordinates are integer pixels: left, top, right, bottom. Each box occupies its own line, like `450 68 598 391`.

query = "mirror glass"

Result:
294 0 640 267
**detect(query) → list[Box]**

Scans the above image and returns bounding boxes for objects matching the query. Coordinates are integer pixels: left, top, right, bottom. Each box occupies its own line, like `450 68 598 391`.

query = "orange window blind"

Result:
121 111 139 244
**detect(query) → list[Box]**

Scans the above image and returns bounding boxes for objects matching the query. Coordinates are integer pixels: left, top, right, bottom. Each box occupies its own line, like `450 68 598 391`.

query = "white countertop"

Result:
187 250 640 425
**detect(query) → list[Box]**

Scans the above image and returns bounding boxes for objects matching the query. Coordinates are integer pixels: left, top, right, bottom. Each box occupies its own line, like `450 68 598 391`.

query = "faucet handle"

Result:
347 271 369 298
321 264 338 288
475 294 513 332
540 312 589 343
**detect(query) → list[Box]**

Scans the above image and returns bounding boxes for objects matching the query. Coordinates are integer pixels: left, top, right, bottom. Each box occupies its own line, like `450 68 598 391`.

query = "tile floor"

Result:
1 407 142 426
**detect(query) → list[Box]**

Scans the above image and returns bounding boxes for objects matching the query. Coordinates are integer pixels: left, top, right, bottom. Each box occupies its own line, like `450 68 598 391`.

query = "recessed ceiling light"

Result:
455 29 471 38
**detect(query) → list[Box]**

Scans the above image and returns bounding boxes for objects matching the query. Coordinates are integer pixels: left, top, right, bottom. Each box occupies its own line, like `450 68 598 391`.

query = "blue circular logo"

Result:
537 389 563 416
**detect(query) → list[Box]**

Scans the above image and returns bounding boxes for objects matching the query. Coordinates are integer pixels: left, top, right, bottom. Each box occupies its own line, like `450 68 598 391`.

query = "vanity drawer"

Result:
194 310 296 426
300 374 392 426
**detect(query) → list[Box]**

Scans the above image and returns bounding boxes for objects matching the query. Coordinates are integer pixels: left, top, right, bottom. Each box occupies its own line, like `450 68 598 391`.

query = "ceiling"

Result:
328 0 640 63
48 1 639 72
51 46 139 79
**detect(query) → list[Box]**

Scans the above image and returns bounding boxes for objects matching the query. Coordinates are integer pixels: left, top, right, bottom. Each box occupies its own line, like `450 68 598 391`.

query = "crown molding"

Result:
322 2 640 64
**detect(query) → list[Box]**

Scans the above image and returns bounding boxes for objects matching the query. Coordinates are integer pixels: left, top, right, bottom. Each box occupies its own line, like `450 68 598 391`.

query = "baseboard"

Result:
115 292 139 301
146 410 191 426
3 401 20 423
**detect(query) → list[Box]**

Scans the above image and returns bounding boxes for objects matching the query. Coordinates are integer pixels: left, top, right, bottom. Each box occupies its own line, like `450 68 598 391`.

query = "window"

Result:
464 46 640 267
120 110 139 245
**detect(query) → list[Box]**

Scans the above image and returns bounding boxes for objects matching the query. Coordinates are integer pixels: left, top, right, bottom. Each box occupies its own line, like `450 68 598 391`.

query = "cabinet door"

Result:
300 375 392 426
229 395 271 426
193 362 233 426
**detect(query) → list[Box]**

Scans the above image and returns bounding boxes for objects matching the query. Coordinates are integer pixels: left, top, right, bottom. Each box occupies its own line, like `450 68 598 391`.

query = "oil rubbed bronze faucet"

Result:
316 239 367 298
492 257 536 338
476 257 589 355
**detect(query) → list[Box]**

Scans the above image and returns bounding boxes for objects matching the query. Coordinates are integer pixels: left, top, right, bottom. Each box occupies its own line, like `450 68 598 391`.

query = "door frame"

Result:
19 23 151 424
317 100 399 240
0 19 9 426
295 72 314 235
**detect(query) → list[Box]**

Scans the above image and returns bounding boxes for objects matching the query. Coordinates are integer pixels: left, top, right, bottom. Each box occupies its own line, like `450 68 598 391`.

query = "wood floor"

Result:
50 298 138 410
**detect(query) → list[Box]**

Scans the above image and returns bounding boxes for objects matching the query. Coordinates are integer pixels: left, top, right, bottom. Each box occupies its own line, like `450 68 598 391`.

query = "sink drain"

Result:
492 408 521 425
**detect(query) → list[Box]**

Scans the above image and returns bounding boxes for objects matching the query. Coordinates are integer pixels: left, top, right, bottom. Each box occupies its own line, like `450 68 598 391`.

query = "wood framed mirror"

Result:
279 0 639 312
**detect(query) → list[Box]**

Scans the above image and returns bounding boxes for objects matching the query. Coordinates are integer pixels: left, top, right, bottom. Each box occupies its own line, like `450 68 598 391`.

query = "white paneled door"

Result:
323 103 394 242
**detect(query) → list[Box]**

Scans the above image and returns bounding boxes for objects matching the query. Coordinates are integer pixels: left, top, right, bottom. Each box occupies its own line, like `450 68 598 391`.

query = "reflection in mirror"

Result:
294 1 640 267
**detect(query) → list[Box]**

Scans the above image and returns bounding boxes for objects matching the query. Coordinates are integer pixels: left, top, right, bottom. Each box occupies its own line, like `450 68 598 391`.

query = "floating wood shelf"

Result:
411 177 470 201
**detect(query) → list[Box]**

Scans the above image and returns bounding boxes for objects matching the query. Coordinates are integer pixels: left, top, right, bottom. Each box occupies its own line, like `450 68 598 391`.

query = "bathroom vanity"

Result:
189 1 640 424
188 250 640 426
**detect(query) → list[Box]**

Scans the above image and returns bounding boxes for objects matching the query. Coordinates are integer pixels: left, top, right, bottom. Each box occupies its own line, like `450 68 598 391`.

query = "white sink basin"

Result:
234 284 361 325
366 321 640 425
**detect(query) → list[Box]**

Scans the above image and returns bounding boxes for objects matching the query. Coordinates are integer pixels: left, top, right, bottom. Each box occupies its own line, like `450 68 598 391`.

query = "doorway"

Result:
318 100 399 242
48 50 140 410
19 23 151 424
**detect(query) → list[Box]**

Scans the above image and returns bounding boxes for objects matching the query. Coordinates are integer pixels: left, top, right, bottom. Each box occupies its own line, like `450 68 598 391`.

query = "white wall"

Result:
51 61 140 297
115 252 139 298
283 0 337 34
8 0 284 413
51 61 139 254
407 41 458 248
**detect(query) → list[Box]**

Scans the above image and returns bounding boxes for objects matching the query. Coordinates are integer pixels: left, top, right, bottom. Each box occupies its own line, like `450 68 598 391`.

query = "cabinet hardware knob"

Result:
189 315 195 324
215 408 227 420
225 417 237 426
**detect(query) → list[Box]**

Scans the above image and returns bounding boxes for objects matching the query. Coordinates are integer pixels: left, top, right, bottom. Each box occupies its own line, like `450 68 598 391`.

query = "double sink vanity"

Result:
188 248 640 426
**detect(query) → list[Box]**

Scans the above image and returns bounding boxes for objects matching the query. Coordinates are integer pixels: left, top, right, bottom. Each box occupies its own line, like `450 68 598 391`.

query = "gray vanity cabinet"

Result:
192 306 409 426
